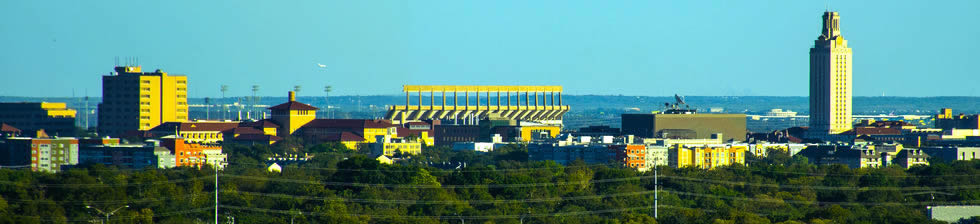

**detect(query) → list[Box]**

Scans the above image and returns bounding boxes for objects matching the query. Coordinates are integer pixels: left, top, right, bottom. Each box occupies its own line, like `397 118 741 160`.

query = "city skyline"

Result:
2 1 978 98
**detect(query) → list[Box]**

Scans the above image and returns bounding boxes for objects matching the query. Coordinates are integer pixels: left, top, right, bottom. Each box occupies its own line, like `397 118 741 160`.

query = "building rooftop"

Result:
242 119 281 128
149 121 240 133
302 119 394 129
1 123 21 133
268 101 319 111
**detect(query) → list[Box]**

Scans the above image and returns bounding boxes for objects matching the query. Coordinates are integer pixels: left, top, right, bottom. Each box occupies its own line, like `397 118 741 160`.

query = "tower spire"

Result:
821 11 841 39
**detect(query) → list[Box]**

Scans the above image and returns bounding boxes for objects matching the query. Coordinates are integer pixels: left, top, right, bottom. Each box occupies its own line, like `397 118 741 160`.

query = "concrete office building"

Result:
0 102 77 136
98 66 188 137
622 111 746 142
809 11 853 136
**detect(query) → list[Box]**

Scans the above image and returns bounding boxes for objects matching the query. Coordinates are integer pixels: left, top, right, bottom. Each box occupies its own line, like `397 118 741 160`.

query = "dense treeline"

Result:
0 142 978 223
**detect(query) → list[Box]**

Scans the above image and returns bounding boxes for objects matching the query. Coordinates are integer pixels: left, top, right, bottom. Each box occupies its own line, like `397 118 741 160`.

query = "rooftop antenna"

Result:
674 94 686 108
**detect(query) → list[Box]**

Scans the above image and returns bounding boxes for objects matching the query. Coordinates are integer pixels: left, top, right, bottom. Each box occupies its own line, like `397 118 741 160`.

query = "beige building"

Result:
99 66 188 137
809 11 853 136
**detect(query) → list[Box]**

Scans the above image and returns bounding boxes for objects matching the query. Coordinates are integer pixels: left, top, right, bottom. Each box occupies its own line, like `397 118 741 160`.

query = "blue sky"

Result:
1 0 977 97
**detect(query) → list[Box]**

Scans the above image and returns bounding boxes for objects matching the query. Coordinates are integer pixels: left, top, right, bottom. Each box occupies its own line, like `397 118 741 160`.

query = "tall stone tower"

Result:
809 11 853 137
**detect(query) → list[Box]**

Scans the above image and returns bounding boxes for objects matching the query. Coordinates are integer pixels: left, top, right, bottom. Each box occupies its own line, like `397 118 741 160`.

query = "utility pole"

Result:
215 163 219 224
84 93 90 130
324 85 332 119
205 97 211 120
251 85 260 120
654 166 658 219
220 85 229 120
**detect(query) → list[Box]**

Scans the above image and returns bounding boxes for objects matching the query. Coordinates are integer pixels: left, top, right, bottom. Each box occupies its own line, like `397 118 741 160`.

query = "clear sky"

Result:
1 0 977 98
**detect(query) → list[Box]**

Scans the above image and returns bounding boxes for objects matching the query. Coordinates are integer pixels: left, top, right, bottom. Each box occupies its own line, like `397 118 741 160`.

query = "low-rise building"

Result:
611 144 648 171
452 142 497 153
370 135 423 157
0 137 79 172
894 149 929 168
746 142 807 157
78 144 161 169
668 144 747 169
639 134 725 147
147 121 281 145
528 143 656 172
161 136 224 169
0 102 77 136
148 121 239 144
798 145 885 169
645 145 669 168
935 108 979 130
154 148 177 168
528 144 616 165
920 147 980 162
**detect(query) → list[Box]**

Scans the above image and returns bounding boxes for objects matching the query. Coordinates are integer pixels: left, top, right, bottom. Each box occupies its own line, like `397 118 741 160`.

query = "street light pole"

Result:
215 162 220 224
519 209 531 224
454 213 464 224
654 166 658 219
87 205 128 224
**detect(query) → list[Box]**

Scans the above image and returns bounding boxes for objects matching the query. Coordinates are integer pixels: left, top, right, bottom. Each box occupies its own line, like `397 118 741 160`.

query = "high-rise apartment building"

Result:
98 66 188 137
809 11 853 136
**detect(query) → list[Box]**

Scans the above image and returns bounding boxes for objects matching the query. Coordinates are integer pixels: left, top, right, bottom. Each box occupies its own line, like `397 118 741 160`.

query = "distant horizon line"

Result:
2 95 980 99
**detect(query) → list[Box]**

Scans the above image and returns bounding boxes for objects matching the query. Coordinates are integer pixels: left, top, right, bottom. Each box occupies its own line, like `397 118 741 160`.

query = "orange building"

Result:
612 144 648 171
161 137 223 168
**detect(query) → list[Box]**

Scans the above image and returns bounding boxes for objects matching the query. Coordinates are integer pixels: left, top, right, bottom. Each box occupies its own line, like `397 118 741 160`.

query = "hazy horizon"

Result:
2 0 978 98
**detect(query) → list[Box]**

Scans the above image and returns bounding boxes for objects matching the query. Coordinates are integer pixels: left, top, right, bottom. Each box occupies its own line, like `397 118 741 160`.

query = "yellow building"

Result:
0 102 77 136
669 144 747 169
747 143 806 157
519 125 561 142
371 135 423 156
99 66 188 136
265 91 436 149
269 91 318 137
809 11 853 136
